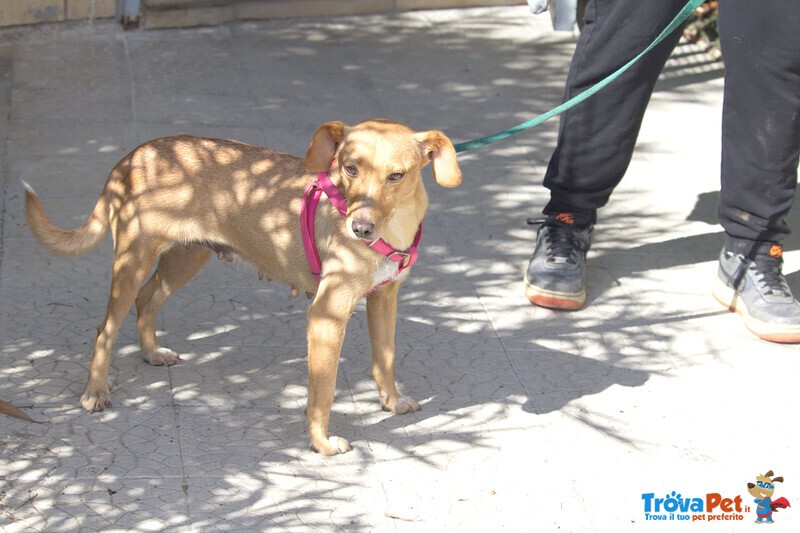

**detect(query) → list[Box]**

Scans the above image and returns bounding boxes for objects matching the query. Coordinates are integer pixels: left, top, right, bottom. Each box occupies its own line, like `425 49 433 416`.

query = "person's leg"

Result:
712 0 800 343
527 0 687 309
717 0 800 253
543 0 688 221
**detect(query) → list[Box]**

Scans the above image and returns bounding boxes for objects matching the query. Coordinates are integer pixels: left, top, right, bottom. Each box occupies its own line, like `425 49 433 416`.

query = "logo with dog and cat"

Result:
640 469 791 525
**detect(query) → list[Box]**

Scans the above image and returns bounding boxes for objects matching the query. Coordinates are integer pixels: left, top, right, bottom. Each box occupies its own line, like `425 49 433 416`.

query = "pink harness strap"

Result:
301 172 346 280
301 170 422 287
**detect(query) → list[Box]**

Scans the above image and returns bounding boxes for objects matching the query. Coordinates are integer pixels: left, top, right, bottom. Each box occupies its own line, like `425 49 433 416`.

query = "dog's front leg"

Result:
306 286 356 455
366 282 421 415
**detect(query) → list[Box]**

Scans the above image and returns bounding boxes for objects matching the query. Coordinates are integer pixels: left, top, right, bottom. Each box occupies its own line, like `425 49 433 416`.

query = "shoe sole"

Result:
712 277 800 343
524 276 585 311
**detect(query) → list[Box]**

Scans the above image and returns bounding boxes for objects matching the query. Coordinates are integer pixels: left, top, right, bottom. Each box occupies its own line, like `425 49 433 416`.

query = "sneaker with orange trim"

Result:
524 213 592 310
712 245 800 343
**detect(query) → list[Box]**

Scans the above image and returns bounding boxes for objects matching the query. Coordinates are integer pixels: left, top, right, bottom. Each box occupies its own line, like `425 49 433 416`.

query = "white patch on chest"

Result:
372 256 402 287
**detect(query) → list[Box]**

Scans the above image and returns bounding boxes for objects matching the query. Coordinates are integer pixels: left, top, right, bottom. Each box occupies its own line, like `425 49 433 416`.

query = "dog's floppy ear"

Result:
416 130 462 188
304 121 347 172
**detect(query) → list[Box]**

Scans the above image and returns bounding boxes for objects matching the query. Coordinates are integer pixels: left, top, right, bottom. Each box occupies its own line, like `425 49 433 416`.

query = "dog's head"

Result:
304 119 462 248
747 471 783 499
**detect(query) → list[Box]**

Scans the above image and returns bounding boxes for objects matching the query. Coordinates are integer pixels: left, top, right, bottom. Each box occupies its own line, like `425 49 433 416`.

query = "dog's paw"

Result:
142 347 181 366
310 435 353 456
382 395 421 415
81 388 112 413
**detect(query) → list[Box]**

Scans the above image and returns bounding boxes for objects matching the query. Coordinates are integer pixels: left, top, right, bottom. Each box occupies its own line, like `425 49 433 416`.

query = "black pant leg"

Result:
543 0 687 219
718 0 800 252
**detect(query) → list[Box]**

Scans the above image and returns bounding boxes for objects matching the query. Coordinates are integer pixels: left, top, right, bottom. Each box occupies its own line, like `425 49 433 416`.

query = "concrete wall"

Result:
0 0 525 29
142 0 526 29
0 0 116 27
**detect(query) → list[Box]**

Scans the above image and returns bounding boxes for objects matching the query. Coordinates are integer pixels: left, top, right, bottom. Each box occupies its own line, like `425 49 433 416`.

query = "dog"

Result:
24 119 462 455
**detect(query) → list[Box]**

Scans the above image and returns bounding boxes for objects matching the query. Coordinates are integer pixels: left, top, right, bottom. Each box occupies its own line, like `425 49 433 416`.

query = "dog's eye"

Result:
387 172 404 183
343 164 358 177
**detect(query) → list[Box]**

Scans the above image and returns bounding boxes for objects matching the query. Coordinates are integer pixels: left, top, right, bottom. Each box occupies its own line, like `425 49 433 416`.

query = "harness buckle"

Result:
386 250 411 268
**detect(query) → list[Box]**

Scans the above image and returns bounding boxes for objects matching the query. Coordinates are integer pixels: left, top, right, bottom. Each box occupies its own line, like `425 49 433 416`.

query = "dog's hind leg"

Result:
367 282 420 414
136 244 212 366
81 237 161 412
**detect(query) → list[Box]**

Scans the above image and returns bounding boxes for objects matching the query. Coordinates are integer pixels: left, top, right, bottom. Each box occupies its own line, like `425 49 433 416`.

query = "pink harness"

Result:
300 170 422 289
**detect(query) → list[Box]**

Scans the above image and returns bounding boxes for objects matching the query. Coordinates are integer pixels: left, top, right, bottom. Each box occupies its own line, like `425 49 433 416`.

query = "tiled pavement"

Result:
1 6 799 532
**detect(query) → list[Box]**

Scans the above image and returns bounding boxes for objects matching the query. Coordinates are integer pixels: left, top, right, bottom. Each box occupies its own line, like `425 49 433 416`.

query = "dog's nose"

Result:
351 218 375 239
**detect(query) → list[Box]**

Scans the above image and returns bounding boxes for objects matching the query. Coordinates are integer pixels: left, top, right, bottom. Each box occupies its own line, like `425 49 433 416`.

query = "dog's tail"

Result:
23 180 111 256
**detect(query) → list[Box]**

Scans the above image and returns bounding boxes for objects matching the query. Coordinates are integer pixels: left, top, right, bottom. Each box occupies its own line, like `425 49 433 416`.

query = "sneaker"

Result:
712 245 800 343
524 213 593 310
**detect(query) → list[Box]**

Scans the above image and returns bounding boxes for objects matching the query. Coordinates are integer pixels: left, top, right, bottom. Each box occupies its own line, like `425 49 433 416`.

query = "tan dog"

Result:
24 119 462 455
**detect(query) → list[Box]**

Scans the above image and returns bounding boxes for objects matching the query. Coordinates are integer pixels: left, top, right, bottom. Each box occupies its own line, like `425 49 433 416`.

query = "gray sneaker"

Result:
712 245 800 343
524 213 593 310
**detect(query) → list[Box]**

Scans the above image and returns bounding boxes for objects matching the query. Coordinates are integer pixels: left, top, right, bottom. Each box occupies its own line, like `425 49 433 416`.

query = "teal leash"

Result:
453 0 705 153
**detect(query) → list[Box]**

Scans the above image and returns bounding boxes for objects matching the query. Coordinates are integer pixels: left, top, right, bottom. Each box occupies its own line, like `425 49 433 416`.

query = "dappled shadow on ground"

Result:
0 6 750 530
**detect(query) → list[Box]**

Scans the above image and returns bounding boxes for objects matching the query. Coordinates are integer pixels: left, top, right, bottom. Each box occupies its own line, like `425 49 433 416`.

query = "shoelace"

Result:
748 255 792 298
527 217 582 264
